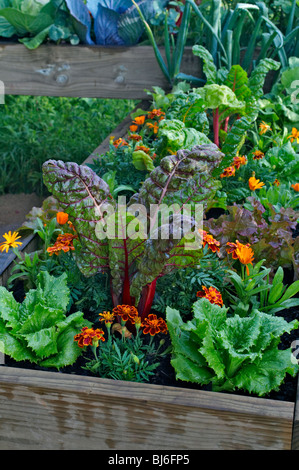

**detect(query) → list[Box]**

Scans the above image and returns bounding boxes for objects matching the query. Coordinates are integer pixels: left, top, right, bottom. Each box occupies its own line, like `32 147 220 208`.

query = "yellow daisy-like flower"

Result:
287 127 299 144
259 121 271 135
0 231 22 253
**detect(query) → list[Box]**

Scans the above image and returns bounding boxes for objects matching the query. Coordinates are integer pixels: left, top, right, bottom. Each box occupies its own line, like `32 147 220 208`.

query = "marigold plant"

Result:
196 285 223 307
74 326 105 348
141 313 168 336
287 127 299 144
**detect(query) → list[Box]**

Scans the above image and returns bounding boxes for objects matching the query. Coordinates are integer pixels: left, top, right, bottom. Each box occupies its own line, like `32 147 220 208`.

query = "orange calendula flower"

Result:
74 326 105 348
112 304 139 323
99 311 115 324
227 240 254 275
196 286 223 307
129 125 138 132
133 115 146 126
259 121 271 135
147 109 165 120
146 122 159 134
291 183 299 192
0 231 22 253
273 179 280 186
199 229 220 253
248 175 265 190
287 127 299 144
220 165 236 178
252 150 265 160
233 155 247 169
141 314 168 336
56 211 69 225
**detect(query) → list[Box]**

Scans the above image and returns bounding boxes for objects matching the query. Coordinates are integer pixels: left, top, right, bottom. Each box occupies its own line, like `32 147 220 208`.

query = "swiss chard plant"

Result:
166 298 299 396
42 144 223 321
0 271 91 368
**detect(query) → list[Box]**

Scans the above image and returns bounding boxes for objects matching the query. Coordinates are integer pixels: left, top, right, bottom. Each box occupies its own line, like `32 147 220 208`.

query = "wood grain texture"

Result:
0 367 294 450
0 43 201 99
292 375 299 449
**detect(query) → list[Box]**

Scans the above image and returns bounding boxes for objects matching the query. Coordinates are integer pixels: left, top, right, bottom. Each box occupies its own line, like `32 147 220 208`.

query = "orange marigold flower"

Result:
252 150 265 160
287 127 299 144
113 138 128 148
128 133 143 141
112 304 139 322
199 229 220 253
291 183 299 192
129 125 138 132
99 311 115 324
0 231 22 253
56 211 69 225
226 240 251 260
47 232 78 256
147 109 165 120
196 286 223 307
141 314 168 336
146 122 159 134
135 145 150 154
74 326 105 348
220 165 236 178
273 179 280 186
248 175 265 190
259 121 271 135
233 155 247 169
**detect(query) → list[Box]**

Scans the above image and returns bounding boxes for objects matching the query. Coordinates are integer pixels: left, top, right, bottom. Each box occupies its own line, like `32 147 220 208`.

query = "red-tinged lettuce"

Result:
205 202 299 278
43 144 223 319
166 298 299 396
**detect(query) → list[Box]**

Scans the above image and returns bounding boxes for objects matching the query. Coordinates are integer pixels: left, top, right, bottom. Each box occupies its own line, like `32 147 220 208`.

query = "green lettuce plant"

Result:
42 144 223 321
166 297 299 396
0 271 91 368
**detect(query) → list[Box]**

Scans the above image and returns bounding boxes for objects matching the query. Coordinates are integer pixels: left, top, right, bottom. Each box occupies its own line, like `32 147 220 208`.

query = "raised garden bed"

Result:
0 46 299 450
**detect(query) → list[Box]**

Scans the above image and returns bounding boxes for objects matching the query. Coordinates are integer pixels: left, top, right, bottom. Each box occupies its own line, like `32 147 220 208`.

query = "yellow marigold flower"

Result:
252 150 265 160
56 211 69 225
99 311 115 324
196 286 223 307
291 183 299 192
287 127 299 144
220 165 236 178
248 174 265 190
0 231 22 253
259 121 271 135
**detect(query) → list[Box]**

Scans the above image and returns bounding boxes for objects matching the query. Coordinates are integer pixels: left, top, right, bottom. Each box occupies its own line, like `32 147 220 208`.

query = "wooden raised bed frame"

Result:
0 42 298 450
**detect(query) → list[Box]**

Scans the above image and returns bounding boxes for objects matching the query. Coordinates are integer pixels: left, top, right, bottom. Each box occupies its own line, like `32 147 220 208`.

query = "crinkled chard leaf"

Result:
42 159 114 277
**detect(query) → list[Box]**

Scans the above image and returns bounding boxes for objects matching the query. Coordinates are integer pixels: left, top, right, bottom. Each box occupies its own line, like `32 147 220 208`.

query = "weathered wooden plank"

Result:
292 375 299 449
0 43 201 99
0 366 294 450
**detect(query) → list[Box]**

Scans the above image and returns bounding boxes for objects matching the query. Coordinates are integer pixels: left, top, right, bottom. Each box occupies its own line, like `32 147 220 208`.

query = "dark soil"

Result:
2 279 299 403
